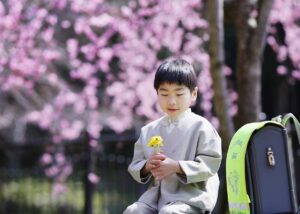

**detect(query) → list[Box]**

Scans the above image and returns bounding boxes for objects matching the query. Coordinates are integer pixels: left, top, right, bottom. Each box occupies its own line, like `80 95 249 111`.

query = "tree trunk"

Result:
206 0 235 213
233 0 274 127
206 0 274 213
207 0 235 153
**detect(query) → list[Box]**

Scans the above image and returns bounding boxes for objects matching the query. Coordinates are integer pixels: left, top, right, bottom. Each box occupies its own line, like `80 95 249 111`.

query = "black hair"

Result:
154 58 198 92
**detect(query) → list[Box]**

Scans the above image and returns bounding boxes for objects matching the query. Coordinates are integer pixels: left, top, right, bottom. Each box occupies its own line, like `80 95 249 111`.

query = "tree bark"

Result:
207 1 235 213
233 0 274 127
206 0 274 213
207 0 235 153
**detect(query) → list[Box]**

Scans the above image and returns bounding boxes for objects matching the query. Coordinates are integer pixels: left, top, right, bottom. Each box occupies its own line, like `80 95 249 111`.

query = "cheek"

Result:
158 98 166 107
183 97 194 106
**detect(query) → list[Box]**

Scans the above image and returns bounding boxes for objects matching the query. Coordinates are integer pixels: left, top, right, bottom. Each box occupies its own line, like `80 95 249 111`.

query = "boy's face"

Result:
157 83 197 118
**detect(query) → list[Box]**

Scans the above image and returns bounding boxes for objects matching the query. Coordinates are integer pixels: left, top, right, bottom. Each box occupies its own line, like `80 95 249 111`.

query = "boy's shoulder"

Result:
186 113 216 131
141 116 165 130
189 112 212 124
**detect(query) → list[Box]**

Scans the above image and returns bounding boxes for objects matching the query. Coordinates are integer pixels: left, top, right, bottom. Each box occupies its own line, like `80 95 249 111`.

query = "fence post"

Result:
83 136 97 214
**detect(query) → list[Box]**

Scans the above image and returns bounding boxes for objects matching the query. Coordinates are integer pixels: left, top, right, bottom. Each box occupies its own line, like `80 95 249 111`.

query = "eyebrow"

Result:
158 87 185 92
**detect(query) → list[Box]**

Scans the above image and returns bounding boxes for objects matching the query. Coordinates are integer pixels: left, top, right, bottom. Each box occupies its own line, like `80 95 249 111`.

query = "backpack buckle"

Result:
267 147 276 167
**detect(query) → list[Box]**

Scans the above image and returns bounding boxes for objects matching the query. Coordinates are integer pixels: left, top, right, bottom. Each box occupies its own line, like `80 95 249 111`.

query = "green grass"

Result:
1 177 85 213
0 176 138 214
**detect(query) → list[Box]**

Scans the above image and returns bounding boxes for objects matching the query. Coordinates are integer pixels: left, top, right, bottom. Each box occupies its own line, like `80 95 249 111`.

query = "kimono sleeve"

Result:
128 132 152 184
177 123 222 184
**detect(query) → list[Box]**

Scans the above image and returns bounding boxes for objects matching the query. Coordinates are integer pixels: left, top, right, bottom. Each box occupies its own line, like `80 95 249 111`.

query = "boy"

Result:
123 59 222 214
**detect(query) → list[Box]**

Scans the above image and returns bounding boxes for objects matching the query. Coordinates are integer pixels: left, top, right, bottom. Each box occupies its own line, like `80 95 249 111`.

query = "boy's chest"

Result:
144 125 200 160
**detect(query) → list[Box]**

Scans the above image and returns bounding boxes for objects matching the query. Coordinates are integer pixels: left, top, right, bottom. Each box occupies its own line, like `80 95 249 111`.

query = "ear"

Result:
191 87 198 102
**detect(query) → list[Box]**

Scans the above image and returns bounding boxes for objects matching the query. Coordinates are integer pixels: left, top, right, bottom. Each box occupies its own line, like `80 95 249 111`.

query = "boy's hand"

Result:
147 153 166 169
142 153 166 176
151 157 184 181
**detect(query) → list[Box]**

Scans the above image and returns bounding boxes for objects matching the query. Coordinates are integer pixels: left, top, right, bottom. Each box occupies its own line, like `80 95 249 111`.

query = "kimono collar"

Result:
161 108 191 126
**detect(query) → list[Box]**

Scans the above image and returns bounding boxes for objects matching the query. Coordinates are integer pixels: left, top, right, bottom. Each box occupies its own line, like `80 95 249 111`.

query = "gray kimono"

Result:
128 109 222 211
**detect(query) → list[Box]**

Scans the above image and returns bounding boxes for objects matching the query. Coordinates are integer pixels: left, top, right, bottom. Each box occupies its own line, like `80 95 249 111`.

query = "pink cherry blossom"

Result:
269 0 300 78
67 39 79 59
277 65 288 75
52 182 68 197
88 172 100 184
41 153 53 165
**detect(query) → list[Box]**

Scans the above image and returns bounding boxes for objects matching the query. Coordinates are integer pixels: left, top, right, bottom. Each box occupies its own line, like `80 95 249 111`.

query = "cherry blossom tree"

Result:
0 0 211 212
268 0 300 80
0 0 213 138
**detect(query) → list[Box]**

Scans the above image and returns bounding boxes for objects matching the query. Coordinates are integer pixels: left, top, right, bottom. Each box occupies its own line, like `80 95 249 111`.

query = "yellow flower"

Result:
147 136 164 148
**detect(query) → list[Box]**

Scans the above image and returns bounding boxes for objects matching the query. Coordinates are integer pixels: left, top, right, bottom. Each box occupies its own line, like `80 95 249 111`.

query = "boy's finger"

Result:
151 159 162 166
153 153 166 160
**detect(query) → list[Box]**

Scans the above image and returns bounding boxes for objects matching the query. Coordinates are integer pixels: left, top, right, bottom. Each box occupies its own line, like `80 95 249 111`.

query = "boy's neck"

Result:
167 108 191 122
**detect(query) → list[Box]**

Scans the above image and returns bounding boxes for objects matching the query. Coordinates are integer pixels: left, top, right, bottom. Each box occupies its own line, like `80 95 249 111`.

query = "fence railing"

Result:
0 154 144 214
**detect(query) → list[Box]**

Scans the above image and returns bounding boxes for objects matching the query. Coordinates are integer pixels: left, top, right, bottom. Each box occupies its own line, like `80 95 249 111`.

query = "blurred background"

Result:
0 0 299 213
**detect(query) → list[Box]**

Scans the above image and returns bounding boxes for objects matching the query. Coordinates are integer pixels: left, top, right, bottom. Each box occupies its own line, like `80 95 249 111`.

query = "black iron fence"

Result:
0 128 145 214
0 152 144 214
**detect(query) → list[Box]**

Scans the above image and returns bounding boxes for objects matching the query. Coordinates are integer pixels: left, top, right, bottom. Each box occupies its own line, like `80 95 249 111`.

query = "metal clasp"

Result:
267 147 275 167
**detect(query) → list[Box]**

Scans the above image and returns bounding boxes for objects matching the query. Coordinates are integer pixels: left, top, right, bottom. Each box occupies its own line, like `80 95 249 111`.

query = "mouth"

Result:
167 108 178 112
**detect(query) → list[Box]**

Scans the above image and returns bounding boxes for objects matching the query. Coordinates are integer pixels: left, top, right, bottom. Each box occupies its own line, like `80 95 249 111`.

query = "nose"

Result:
167 96 176 105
